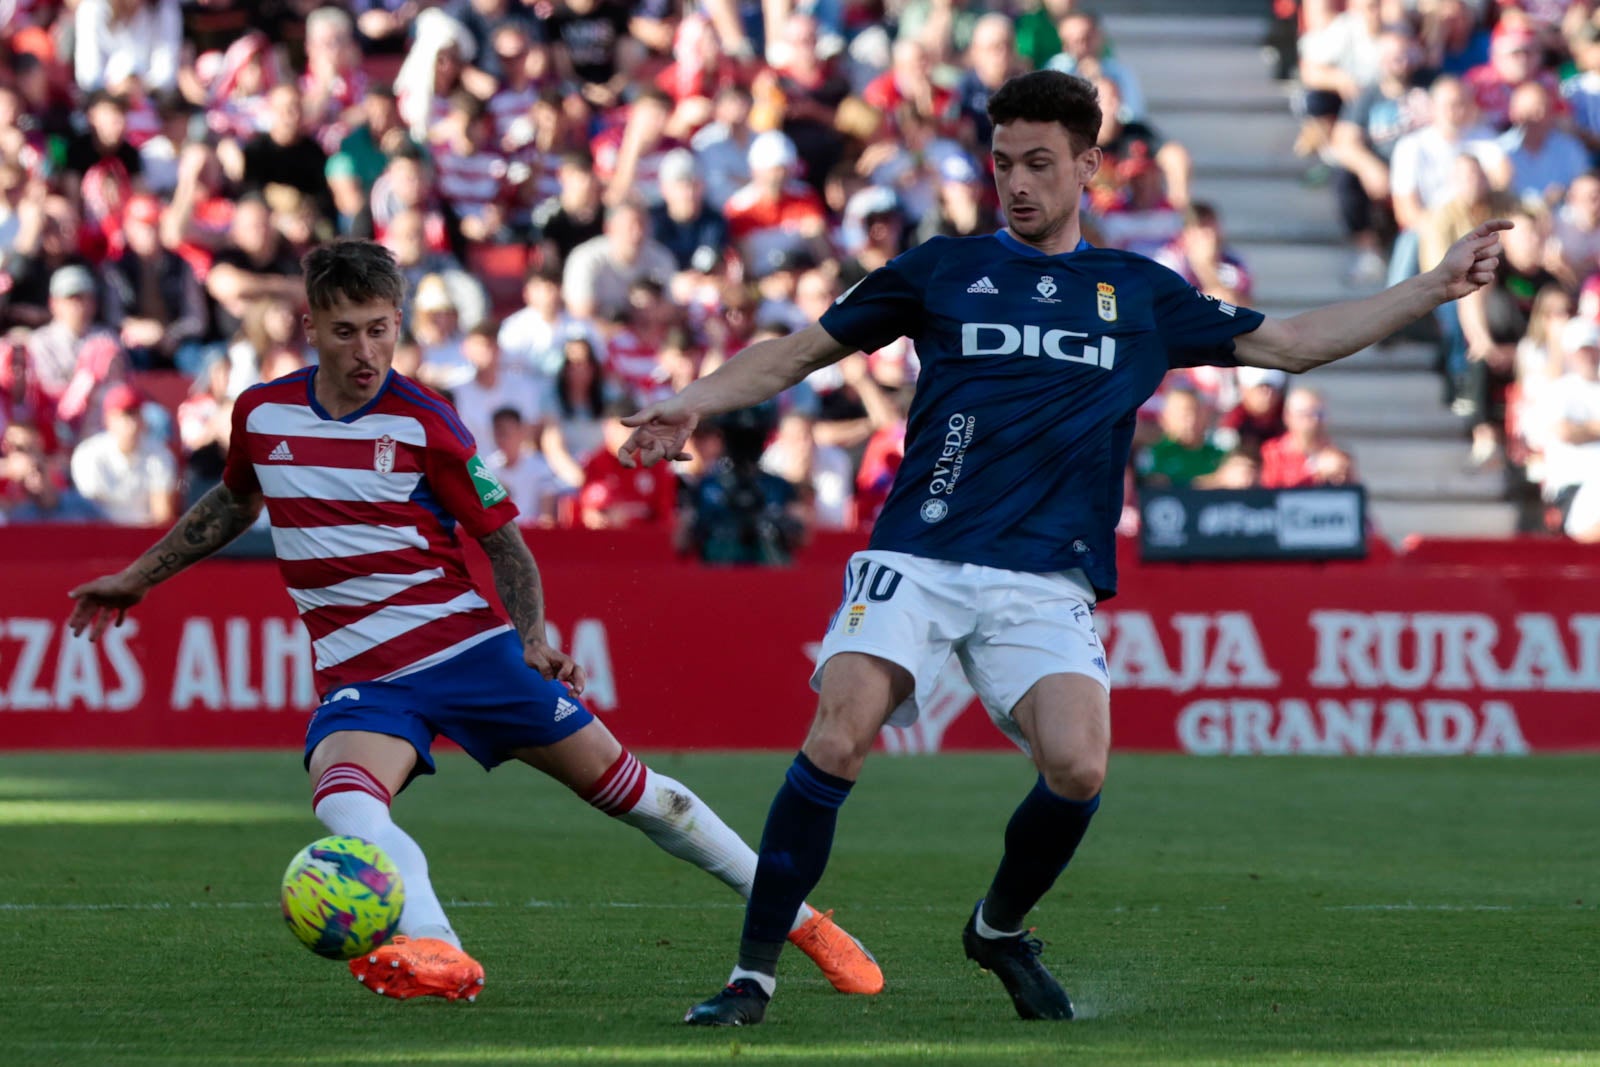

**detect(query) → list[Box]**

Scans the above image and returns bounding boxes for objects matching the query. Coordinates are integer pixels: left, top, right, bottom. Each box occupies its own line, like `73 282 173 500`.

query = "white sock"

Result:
587 753 815 934
727 966 777 997
312 766 461 949
974 901 1024 940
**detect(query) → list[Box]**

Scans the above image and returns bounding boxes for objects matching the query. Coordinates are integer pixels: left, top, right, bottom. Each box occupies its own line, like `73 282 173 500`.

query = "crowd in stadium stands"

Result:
1288 0 1600 541
1 0 1368 555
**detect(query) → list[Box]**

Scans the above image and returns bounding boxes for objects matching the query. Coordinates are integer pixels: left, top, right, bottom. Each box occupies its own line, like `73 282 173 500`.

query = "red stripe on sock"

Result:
583 752 646 815
312 762 392 809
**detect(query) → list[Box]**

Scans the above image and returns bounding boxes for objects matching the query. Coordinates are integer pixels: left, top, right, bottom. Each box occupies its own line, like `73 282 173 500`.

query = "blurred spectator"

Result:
432 91 519 241
1097 149 1182 257
864 41 955 134
26 266 127 437
1456 207 1552 444
1328 24 1432 286
65 90 146 204
102 195 207 372
1295 0 1384 160
327 85 416 231
916 154 999 243
1155 202 1252 307
679 405 805 563
1497 81 1587 207
74 0 182 95
1092 76 1191 212
2 423 99 523
1418 0 1489 77
139 91 196 198
207 194 305 340
541 336 612 487
726 131 829 268
233 85 334 223
386 208 488 330
353 0 425 54
395 8 476 143
1560 21 1600 158
175 355 232 504
534 152 608 265
761 409 855 529
1206 449 1262 490
1135 387 1226 488
225 297 301 397
499 265 597 380
2 191 92 330
838 186 902 288
1464 24 1560 132
1546 173 1600 291
605 279 686 403
1048 11 1148 121
548 0 640 111
451 324 540 450
69 383 175 525
958 14 1027 151
691 86 756 209
562 202 676 320
1218 366 1289 457
207 33 284 143
579 400 676 529
650 148 730 275
413 274 473 390
486 406 563 524
762 14 851 194
1261 388 1354 489
1532 317 1600 541
300 6 369 149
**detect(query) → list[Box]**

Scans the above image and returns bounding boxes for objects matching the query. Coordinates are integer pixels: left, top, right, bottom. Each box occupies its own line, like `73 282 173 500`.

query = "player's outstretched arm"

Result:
478 523 587 694
67 482 265 641
618 322 855 467
1233 219 1511 374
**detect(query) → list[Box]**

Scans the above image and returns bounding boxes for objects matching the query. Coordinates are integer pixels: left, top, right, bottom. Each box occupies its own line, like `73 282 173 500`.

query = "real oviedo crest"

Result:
1096 282 1117 323
374 435 396 474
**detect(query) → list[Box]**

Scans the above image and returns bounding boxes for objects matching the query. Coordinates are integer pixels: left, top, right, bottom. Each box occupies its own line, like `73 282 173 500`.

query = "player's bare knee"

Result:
1040 754 1105 801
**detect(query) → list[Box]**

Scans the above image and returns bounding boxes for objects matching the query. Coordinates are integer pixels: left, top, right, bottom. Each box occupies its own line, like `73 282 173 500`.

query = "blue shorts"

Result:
303 630 595 783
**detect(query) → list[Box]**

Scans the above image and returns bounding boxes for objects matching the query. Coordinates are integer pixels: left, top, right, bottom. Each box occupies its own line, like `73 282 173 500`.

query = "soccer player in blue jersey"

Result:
620 70 1508 1025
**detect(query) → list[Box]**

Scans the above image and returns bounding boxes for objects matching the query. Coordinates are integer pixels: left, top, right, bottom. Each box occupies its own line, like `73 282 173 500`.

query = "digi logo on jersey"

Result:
960 323 1117 370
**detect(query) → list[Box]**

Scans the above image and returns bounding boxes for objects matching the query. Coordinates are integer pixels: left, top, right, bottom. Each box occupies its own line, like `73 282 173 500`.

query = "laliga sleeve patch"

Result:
466 454 509 508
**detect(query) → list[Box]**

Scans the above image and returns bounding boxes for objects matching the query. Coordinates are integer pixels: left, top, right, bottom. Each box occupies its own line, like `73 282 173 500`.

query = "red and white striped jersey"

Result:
222 368 520 696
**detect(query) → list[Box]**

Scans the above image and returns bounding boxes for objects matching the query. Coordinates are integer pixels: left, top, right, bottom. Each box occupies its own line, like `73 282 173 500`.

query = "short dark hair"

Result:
491 406 524 426
986 70 1102 155
302 239 407 312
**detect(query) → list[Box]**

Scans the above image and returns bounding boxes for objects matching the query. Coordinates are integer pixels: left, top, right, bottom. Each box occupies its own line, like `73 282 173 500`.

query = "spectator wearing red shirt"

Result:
1464 26 1561 131
580 401 677 528
1153 202 1252 307
1261 388 1355 488
724 131 827 270
430 90 516 243
863 40 958 136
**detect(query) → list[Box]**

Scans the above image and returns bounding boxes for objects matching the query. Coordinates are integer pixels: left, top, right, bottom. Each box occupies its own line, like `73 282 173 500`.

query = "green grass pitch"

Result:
1 751 1596 1066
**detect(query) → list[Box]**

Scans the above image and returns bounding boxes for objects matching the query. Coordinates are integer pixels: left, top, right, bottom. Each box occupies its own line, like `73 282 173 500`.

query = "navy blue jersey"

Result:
818 231 1265 598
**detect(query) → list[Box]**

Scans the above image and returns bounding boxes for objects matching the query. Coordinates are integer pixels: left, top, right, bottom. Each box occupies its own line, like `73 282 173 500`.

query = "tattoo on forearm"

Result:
480 524 546 642
136 484 259 585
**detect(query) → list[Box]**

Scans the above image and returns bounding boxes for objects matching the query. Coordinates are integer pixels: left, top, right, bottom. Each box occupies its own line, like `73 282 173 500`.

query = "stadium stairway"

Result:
1107 11 1520 539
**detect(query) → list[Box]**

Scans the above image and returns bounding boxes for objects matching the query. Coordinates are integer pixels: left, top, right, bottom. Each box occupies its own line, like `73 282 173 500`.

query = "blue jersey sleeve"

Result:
818 238 947 354
1143 259 1266 369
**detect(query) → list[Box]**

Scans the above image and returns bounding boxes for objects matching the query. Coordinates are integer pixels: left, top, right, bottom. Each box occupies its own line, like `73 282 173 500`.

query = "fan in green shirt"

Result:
1136 387 1227 488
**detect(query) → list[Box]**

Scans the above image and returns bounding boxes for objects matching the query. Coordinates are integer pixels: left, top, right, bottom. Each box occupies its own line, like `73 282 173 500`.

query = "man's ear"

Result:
1078 146 1103 186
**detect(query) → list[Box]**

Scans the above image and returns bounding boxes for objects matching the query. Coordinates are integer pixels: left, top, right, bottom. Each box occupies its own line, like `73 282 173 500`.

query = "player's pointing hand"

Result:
618 399 698 468
1434 217 1513 302
67 571 148 642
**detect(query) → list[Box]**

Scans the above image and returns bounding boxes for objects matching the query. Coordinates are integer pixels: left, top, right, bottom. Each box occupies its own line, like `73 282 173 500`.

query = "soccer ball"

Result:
280 836 405 960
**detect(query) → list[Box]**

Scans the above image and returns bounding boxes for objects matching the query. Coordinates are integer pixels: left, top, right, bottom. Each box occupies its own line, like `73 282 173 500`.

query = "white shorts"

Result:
1564 480 1600 537
810 550 1109 751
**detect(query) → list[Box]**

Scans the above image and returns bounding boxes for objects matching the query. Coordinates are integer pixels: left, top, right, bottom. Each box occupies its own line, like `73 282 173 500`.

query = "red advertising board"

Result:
3 526 1598 754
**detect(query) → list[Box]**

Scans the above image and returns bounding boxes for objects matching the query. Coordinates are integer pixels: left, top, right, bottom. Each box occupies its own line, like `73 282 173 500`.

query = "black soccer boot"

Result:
961 901 1075 1021
684 977 770 1026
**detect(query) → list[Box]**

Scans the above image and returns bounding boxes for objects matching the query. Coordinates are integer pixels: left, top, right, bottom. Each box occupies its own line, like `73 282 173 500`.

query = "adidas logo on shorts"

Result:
967 276 999 294
269 440 294 461
553 697 579 722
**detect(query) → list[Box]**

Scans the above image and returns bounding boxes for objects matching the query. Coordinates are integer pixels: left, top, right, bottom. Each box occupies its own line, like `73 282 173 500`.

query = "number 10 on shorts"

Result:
835 560 902 636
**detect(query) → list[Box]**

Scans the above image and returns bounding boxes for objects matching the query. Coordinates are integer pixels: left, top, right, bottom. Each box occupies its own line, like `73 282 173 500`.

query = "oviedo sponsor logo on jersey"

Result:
922 413 976 523
960 323 1117 370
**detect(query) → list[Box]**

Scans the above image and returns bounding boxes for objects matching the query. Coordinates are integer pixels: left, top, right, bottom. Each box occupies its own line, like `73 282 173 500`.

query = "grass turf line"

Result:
0 752 1596 1066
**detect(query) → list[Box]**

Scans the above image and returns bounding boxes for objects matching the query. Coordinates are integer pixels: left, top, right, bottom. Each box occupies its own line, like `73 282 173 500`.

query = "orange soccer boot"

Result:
349 936 486 1002
787 909 885 995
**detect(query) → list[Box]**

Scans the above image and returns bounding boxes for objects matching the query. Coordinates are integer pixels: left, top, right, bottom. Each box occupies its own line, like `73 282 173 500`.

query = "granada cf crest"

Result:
374 435 396 474
1096 282 1118 322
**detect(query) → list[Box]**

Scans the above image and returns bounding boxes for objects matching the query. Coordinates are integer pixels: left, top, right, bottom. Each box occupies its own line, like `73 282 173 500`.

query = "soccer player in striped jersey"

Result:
66 239 882 1003
619 71 1509 1025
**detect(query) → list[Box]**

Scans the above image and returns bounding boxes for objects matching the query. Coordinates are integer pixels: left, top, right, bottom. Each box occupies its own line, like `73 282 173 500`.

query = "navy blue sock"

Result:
737 753 854 975
981 777 1100 934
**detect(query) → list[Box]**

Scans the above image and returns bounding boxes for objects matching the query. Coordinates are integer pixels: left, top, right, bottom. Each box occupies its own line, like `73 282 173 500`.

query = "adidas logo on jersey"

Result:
268 440 294 461
967 276 999 294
